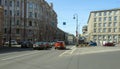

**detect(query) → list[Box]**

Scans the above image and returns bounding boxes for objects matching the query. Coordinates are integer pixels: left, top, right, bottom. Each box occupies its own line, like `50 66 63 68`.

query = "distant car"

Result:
33 42 48 50
54 41 66 49
103 42 115 46
4 40 18 46
89 41 97 46
21 41 33 48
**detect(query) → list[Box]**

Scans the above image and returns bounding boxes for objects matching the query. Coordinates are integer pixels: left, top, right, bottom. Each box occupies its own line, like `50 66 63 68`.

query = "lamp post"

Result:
73 13 79 47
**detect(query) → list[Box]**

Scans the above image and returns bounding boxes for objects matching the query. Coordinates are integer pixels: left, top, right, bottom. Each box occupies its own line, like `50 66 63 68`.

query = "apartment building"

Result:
0 6 4 46
0 0 58 42
87 8 120 44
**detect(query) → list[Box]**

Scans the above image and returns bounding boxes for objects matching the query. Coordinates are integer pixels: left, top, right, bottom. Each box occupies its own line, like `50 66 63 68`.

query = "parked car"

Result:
21 41 33 48
54 41 66 49
33 42 48 50
103 42 115 46
4 40 18 46
89 41 97 46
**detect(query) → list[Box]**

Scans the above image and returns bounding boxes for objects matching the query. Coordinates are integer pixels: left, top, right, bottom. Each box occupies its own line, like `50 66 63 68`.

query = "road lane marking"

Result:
1 51 40 61
70 47 76 54
59 46 76 57
79 49 120 55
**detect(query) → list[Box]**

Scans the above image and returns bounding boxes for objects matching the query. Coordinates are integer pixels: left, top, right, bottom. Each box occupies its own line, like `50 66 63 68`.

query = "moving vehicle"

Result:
21 41 33 48
54 41 66 49
33 42 48 50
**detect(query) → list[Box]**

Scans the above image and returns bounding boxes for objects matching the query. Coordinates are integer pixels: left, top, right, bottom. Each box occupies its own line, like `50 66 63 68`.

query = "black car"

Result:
21 41 33 48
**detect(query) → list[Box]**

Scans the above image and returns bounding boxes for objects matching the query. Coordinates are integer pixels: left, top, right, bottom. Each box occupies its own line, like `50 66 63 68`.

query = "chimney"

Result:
50 3 53 9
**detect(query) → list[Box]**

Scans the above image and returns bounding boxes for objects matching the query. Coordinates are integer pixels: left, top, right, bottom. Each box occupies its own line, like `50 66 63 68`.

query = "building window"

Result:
29 12 32 17
17 10 19 16
17 1 19 7
29 30 32 35
108 28 112 32
98 17 101 21
4 10 7 15
98 28 102 32
98 23 102 27
98 35 102 39
10 10 12 16
113 35 117 40
29 2 33 9
114 11 118 15
94 13 97 17
4 28 7 34
5 0 7 6
94 29 96 33
109 17 112 21
103 23 107 27
94 23 97 27
104 12 107 16
0 0 1 5
108 35 112 39
35 12 37 18
16 20 19 25
113 28 117 32
29 21 32 26
109 11 112 15
103 17 107 21
16 29 20 34
114 16 117 21
103 28 106 32
94 18 97 22
108 22 112 27
10 1 12 7
99 12 102 16
113 22 117 27
103 35 107 40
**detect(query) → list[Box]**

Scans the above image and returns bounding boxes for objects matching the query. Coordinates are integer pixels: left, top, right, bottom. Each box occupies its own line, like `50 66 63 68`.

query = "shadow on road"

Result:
0 46 34 54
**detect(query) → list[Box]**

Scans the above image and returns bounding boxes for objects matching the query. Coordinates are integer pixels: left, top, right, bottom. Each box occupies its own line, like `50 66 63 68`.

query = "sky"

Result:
46 0 120 35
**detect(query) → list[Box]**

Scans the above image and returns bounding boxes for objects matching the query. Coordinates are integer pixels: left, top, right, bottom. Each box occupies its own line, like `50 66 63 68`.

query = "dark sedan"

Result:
21 41 33 48
103 42 115 46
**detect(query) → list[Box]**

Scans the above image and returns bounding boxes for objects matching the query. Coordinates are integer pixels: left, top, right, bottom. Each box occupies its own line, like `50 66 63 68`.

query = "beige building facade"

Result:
87 8 120 44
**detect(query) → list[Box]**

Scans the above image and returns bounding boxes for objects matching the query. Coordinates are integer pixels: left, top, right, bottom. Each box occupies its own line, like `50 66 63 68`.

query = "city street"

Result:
0 46 120 69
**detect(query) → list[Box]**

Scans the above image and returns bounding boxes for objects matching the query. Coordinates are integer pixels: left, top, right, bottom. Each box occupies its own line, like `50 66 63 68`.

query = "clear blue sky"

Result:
46 0 120 35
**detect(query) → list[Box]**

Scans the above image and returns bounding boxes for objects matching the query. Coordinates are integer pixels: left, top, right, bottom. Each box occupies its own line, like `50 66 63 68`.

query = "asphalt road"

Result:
0 46 120 69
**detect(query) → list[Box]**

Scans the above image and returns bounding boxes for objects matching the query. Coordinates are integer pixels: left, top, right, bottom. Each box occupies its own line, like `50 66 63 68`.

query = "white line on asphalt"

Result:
80 49 120 55
1 51 40 61
59 46 76 57
59 51 68 57
70 47 76 54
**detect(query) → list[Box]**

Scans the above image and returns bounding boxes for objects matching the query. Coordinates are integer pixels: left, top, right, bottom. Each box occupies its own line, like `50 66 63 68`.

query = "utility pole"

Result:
73 13 79 47
24 0 26 41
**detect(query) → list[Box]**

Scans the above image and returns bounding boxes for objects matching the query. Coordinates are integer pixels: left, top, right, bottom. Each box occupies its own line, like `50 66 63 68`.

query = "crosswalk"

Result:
59 46 120 57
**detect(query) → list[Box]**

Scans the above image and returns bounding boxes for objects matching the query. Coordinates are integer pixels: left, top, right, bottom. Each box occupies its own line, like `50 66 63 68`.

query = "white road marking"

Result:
1 51 40 61
70 47 76 54
80 49 120 55
59 46 76 57
59 51 69 57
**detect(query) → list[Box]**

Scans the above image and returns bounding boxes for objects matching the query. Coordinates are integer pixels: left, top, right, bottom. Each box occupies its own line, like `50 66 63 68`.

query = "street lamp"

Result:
73 13 79 47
